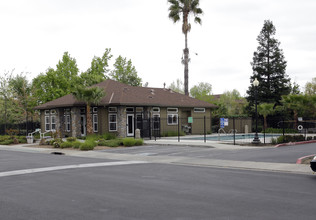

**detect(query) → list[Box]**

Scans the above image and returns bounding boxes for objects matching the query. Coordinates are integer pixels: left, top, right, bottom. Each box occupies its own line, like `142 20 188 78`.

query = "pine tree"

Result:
246 20 291 107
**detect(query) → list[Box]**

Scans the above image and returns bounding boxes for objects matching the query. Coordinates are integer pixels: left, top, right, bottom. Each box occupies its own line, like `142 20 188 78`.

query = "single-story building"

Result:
34 79 217 138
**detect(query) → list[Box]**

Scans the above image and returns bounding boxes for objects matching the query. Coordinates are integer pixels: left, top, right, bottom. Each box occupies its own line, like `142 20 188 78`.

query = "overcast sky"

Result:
1 0 315 96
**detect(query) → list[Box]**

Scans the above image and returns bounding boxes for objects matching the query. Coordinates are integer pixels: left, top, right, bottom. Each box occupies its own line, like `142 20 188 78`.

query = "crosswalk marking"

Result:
0 161 148 177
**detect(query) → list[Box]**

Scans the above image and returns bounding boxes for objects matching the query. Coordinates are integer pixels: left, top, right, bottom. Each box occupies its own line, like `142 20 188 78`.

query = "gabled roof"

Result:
35 79 216 110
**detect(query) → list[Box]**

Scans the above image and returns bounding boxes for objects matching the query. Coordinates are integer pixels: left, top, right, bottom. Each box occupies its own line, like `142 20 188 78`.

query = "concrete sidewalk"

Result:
0 143 312 175
144 138 266 150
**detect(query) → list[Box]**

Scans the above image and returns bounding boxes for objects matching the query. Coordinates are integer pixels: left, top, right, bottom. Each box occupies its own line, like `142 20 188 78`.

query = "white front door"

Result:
126 114 134 137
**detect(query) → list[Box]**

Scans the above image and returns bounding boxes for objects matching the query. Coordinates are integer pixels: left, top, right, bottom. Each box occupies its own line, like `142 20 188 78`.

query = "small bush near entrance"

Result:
80 140 97 151
60 141 73 149
0 135 26 145
98 139 123 147
72 140 82 149
66 137 77 142
122 138 144 147
276 135 305 144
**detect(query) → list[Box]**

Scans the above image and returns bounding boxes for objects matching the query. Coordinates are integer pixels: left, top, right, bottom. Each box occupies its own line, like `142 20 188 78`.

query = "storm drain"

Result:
51 152 65 155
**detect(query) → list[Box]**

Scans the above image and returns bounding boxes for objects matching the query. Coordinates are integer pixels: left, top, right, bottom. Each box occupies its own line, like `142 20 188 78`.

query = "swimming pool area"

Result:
182 133 281 142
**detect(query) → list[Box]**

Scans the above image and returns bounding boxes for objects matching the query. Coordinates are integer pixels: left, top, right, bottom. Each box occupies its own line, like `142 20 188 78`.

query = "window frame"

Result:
152 107 160 113
194 108 205 113
108 107 117 112
45 116 50 131
109 113 117 132
51 115 56 131
167 114 178 125
65 114 71 132
93 114 98 132
167 108 178 113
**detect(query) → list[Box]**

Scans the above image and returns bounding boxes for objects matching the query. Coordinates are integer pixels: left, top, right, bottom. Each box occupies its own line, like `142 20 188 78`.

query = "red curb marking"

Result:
296 154 316 164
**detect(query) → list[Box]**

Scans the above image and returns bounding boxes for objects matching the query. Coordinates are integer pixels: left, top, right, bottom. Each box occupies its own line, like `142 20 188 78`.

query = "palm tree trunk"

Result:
184 32 189 96
86 105 93 135
264 115 267 130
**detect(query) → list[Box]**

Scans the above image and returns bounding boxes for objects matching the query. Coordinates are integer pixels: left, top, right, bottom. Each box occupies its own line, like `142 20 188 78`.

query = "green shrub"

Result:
80 140 97 151
314 136 316 140
135 139 144 146
307 136 313 141
72 141 82 149
276 135 305 144
100 133 117 140
66 137 77 142
60 141 73 149
51 138 63 148
18 137 27 143
0 139 14 145
123 138 136 147
98 139 123 147
264 128 298 134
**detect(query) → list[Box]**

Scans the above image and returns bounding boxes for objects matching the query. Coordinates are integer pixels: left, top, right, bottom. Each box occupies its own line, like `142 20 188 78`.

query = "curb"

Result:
275 140 316 148
296 154 316 164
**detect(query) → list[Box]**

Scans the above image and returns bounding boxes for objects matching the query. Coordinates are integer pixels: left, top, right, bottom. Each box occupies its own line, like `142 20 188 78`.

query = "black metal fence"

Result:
0 121 40 136
143 116 316 145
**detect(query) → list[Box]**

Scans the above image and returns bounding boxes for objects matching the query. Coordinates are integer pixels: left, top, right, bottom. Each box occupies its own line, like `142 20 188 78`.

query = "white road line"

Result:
0 161 148 178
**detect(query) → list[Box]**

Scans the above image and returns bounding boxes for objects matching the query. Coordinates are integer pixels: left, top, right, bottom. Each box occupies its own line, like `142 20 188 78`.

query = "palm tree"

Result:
257 103 275 130
73 86 105 135
281 94 308 129
168 0 203 96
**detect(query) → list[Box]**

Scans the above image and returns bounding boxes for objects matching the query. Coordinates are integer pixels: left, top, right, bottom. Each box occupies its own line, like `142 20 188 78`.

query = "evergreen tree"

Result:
246 20 291 107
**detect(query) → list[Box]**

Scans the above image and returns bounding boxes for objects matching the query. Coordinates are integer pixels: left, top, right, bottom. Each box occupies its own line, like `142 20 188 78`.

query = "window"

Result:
50 109 56 115
93 114 98 132
136 107 143 112
194 108 205 113
152 107 160 113
93 107 98 113
45 110 50 115
80 108 85 114
167 108 178 113
126 107 134 112
45 116 50 131
65 115 71 132
109 107 117 112
109 114 117 131
168 114 178 125
153 114 160 130
51 116 56 130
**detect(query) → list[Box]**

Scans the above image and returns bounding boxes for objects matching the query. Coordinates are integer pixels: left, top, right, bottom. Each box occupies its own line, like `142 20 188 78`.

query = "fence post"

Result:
204 116 206 143
282 118 285 138
233 117 235 145
178 115 180 142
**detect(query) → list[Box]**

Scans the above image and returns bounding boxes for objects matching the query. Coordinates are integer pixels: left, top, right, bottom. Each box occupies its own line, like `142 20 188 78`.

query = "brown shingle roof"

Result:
35 79 216 109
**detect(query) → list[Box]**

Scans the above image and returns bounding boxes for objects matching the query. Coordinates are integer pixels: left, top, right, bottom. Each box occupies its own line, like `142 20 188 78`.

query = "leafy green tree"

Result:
213 90 247 117
305 77 316 95
110 56 142 86
168 0 203 96
32 52 80 104
257 103 275 129
246 20 291 107
72 86 106 135
168 79 184 94
190 82 212 102
9 74 38 133
0 71 15 129
80 48 113 86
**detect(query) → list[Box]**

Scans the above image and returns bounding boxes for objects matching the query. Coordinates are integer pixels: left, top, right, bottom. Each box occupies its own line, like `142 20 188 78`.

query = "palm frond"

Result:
194 16 202 24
